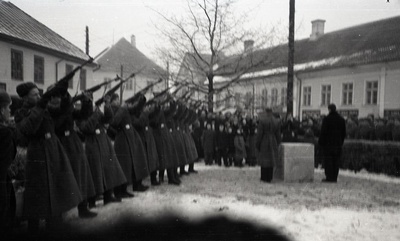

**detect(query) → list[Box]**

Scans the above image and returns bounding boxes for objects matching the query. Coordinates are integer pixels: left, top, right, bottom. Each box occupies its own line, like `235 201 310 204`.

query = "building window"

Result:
79 69 86 91
342 83 353 105
215 93 220 108
366 81 378 105
102 77 113 91
224 94 231 108
281 87 287 106
146 80 154 93
244 91 252 109
0 83 6 91
321 85 331 106
235 93 241 107
261 89 268 108
11 49 23 80
271 88 278 107
34 56 44 84
255 90 261 109
126 78 133 90
303 86 311 106
66 64 74 89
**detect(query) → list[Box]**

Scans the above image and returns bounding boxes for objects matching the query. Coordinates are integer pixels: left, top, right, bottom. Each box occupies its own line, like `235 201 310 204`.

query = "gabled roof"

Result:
241 15 400 79
0 1 90 62
183 15 400 84
95 38 167 78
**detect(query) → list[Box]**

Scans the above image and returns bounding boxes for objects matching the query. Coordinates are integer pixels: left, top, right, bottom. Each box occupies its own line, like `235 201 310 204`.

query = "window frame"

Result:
79 68 87 91
303 86 312 106
321 84 331 106
281 87 287 107
11 49 24 81
365 80 378 105
65 64 74 89
34 55 44 84
0 83 6 91
342 82 353 106
261 88 268 108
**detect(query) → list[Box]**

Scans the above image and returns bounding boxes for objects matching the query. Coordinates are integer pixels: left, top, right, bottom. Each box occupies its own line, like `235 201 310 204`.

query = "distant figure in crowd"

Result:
318 104 346 183
233 128 246 167
202 122 215 165
0 90 16 231
256 108 281 183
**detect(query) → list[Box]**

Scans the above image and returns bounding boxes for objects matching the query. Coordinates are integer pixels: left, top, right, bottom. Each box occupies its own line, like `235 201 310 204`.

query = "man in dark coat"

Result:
0 90 17 231
15 82 82 231
51 92 97 218
318 104 346 183
256 108 281 182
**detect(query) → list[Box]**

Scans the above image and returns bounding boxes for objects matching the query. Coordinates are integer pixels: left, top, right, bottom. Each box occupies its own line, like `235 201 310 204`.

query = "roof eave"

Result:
0 33 94 65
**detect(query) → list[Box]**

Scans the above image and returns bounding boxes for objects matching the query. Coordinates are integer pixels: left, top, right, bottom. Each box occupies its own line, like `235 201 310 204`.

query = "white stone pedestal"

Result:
274 143 314 182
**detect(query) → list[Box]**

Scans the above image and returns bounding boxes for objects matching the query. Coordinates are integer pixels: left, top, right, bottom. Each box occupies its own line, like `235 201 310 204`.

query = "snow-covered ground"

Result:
9 163 400 241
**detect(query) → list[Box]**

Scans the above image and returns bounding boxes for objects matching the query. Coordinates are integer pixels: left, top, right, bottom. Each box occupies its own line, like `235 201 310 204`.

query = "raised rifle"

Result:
146 83 185 106
56 57 94 87
157 84 186 106
177 90 191 102
125 78 163 104
72 75 120 102
95 79 128 106
42 57 94 98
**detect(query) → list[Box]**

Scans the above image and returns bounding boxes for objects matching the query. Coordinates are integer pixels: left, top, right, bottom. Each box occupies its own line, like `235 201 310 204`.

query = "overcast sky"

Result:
7 0 400 65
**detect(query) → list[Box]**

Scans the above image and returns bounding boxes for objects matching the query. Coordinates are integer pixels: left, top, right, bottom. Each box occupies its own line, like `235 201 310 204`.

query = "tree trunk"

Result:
208 75 214 113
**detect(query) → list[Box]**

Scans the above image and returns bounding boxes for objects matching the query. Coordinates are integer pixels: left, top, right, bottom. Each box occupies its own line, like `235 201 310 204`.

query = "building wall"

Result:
383 61 400 111
0 40 94 96
213 60 400 119
297 62 400 119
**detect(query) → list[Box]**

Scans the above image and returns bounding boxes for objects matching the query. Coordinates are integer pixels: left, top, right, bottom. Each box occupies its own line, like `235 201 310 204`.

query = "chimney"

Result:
310 19 325 40
244 40 254 52
131 34 136 47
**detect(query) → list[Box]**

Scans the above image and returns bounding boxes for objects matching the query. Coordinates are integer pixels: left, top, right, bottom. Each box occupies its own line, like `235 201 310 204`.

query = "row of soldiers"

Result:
0 67 200 233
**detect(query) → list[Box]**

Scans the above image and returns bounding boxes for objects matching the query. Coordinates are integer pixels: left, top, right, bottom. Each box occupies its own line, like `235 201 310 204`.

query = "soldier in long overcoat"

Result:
171 103 189 175
110 94 149 195
181 107 198 173
77 97 126 207
151 101 180 185
164 100 182 184
139 102 160 185
15 82 82 230
256 108 281 182
51 93 97 218
0 90 17 231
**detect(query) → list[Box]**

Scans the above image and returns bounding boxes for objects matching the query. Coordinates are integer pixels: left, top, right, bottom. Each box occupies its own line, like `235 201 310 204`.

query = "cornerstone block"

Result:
274 143 314 182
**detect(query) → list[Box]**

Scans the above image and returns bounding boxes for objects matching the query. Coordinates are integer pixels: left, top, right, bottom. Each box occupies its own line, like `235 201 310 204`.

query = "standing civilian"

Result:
318 104 346 183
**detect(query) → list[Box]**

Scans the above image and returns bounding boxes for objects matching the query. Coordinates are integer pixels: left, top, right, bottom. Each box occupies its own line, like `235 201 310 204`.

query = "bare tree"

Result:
153 0 284 112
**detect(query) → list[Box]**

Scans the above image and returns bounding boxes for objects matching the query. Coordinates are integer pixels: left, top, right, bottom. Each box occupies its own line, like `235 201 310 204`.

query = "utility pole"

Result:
287 0 295 116
252 83 255 118
120 65 124 104
85 26 89 55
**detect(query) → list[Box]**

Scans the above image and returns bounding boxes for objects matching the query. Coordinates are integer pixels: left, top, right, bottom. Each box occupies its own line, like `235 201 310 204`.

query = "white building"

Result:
93 36 168 102
0 2 95 96
179 16 400 119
